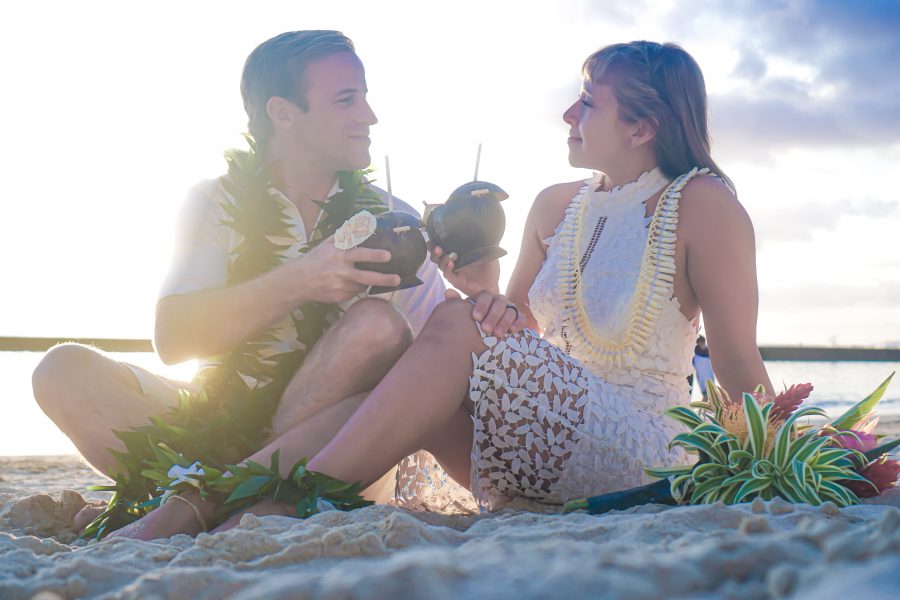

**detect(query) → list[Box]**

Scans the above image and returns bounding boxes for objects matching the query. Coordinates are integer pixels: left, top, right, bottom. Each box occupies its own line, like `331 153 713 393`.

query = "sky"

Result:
2 0 899 348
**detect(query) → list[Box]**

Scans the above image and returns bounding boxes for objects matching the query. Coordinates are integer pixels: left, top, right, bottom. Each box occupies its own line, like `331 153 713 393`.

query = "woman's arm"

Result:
435 180 583 336
680 177 774 400
505 180 583 331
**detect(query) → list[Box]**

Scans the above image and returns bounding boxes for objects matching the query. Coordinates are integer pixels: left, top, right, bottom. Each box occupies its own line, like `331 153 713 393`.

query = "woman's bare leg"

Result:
307 299 485 487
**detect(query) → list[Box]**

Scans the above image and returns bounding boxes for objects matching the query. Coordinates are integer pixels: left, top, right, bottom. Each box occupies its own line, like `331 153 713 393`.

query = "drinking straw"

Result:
474 143 482 181
385 155 394 212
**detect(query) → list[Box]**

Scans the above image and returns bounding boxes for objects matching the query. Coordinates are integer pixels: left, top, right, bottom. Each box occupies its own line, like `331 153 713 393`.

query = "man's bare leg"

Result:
268 297 413 439
32 344 187 475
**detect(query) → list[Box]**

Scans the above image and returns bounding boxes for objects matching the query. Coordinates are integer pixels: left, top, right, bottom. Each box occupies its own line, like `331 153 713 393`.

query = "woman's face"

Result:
563 80 634 171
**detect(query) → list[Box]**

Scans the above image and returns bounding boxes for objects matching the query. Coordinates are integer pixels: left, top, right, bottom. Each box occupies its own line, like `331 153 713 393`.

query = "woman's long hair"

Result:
583 41 732 190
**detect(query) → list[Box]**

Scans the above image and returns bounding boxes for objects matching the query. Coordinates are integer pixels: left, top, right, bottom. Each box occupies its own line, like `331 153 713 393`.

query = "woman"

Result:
114 40 774 537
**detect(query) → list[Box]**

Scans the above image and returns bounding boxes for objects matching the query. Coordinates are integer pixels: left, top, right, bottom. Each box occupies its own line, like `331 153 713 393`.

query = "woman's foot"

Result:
211 498 295 533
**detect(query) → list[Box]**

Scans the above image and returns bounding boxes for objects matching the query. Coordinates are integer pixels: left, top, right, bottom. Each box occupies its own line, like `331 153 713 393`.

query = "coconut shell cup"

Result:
356 211 427 295
425 180 508 272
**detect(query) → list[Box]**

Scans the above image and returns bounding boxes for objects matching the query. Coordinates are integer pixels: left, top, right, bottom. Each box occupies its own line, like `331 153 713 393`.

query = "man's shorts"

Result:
121 361 200 407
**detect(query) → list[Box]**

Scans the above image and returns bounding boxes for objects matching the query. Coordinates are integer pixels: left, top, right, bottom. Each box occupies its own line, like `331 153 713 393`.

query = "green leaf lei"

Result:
81 138 385 539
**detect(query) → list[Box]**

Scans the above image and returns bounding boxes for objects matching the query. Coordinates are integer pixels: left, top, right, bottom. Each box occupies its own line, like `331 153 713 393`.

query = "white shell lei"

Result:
556 167 709 368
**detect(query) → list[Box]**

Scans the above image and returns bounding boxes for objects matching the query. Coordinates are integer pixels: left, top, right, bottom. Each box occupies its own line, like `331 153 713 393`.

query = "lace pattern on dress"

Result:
468 328 591 509
394 451 477 514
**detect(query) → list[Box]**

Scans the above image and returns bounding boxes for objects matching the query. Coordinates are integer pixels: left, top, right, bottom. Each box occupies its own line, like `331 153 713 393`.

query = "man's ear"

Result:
266 96 297 132
630 118 657 148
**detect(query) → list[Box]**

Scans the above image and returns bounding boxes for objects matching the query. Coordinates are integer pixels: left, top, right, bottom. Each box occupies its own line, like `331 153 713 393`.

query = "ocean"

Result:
1 351 897 457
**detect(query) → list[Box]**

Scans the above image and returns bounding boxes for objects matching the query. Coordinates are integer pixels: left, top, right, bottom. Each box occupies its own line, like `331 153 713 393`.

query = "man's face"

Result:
292 51 378 171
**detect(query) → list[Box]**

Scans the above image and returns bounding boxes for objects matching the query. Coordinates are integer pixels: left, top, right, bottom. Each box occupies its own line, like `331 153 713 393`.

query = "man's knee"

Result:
32 344 112 415
343 298 414 352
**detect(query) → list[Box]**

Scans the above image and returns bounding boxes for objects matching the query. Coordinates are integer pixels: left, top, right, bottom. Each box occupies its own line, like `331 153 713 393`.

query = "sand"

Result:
2 419 899 600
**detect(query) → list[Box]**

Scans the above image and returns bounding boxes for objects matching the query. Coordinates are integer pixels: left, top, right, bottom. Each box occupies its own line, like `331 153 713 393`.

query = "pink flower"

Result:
842 458 900 498
831 429 879 453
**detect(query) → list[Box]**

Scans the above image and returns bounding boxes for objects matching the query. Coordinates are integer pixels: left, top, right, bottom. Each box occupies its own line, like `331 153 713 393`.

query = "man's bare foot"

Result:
72 504 105 533
105 494 210 541
211 498 294 533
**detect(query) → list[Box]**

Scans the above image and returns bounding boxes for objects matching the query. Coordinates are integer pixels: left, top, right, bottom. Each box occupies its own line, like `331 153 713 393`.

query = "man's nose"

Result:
361 99 378 126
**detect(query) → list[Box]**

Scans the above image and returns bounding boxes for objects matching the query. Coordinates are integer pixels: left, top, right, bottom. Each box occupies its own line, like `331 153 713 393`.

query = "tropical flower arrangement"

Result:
566 373 899 514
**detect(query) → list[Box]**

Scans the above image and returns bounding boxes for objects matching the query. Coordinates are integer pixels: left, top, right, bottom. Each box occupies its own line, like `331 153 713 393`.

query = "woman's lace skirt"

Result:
395 328 691 513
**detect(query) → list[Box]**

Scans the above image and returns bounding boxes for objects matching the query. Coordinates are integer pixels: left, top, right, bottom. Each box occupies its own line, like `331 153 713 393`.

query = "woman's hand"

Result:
430 244 500 298
445 288 526 336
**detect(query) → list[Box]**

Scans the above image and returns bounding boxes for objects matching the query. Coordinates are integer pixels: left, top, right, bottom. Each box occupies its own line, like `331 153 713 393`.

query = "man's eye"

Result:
580 97 592 107
337 97 354 105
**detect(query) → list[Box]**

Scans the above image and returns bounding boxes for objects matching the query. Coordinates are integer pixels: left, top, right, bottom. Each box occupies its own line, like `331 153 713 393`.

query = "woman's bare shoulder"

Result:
531 179 586 220
679 175 753 238
529 179 586 241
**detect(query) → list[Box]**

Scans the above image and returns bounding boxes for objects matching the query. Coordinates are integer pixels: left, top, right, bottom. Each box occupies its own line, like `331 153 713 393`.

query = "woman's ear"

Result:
630 118 658 148
265 96 296 132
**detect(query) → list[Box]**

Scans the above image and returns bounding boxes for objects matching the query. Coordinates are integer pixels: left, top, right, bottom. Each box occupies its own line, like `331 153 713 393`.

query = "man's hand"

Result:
430 244 500 297
445 288 526 336
295 236 400 304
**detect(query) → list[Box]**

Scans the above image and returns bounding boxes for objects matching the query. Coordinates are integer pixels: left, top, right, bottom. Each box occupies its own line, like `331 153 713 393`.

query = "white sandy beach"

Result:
2 417 899 600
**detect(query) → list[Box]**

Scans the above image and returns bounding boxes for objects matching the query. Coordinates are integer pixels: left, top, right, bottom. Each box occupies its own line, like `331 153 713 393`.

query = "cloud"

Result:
755 198 900 243
762 280 900 309
667 0 900 155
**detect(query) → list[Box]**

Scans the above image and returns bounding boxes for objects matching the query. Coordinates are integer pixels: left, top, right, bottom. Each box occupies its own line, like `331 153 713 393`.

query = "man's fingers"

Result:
444 288 462 301
346 247 392 263
348 268 401 288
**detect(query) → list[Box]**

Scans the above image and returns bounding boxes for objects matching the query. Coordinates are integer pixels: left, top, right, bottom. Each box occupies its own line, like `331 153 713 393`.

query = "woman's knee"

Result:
418 299 479 344
343 298 413 352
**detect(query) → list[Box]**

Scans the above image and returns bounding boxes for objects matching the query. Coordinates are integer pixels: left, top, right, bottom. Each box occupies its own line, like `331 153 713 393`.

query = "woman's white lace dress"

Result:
396 168 702 512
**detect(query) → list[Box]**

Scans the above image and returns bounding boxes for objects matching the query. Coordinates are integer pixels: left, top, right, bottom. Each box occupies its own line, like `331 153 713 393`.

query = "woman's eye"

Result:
580 97 592 107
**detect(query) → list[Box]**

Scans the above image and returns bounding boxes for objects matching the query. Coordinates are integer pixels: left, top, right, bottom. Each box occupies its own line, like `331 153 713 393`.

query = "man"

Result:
32 30 445 533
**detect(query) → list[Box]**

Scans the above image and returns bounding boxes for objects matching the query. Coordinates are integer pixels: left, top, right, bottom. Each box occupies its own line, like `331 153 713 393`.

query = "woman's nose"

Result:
562 100 579 127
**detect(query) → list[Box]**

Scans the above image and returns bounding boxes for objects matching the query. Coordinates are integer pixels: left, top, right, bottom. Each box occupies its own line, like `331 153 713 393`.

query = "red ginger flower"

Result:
752 383 813 421
842 457 900 498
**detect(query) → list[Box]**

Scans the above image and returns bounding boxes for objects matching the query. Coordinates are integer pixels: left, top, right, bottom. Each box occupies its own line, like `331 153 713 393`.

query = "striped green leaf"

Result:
692 476 729 501
751 459 775 479
742 393 768 456
664 406 705 429
644 465 693 478
734 478 771 503
830 372 894 430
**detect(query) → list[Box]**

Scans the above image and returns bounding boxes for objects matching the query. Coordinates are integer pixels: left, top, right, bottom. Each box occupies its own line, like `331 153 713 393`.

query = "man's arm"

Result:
154 182 399 364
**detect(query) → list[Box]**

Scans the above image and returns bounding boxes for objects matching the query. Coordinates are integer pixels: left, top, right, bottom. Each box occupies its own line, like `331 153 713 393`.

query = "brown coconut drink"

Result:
356 211 427 294
425 180 508 272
